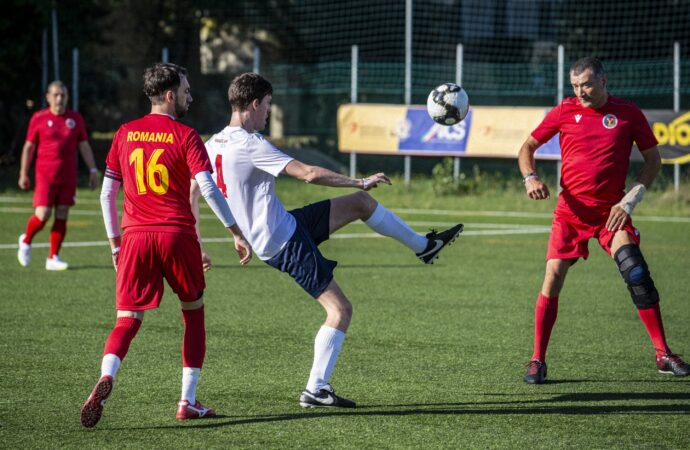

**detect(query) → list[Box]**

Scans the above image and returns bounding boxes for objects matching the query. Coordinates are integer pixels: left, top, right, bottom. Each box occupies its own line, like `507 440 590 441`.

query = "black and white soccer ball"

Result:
426 83 469 126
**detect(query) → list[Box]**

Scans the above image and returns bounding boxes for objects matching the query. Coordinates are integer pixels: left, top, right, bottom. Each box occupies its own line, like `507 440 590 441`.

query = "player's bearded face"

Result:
173 76 193 118
570 69 607 109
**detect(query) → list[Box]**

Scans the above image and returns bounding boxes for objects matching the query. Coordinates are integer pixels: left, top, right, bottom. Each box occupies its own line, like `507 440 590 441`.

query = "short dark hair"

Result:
228 73 273 111
143 63 188 103
570 57 606 79
47 80 68 95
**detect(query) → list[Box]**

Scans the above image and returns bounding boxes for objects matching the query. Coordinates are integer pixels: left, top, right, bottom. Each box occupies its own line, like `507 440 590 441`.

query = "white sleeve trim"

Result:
100 176 121 238
194 170 236 228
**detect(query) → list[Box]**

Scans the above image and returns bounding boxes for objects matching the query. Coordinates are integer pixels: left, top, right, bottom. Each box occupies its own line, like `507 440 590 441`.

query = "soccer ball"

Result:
426 83 469 126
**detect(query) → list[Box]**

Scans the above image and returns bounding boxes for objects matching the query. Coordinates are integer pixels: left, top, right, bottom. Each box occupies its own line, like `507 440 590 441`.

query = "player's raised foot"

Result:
524 359 547 384
17 234 31 267
656 353 690 376
416 224 464 264
176 400 216 420
45 255 69 271
80 376 113 428
299 384 356 408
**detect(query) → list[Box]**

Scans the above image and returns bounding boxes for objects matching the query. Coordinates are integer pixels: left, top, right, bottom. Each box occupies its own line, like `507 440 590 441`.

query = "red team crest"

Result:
602 114 618 129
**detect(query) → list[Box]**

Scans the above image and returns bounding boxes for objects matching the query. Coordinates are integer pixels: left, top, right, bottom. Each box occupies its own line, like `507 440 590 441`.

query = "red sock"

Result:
531 293 559 362
49 218 67 258
637 304 671 358
24 215 47 244
182 307 206 368
103 317 142 360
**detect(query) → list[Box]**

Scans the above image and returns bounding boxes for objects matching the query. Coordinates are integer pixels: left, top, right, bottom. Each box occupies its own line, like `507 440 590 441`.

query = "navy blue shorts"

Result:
265 200 337 298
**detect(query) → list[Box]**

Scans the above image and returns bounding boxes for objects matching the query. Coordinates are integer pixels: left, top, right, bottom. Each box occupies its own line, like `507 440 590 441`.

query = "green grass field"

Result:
1 178 689 448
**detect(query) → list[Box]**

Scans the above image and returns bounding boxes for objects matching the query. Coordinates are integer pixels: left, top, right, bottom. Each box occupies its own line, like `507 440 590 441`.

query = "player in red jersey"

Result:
518 57 689 384
17 81 99 271
80 63 252 428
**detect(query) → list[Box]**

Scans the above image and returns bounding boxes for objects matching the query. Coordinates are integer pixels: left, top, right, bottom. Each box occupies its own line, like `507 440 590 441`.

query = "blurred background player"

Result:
17 81 99 270
80 63 251 428
518 57 690 384
197 72 463 408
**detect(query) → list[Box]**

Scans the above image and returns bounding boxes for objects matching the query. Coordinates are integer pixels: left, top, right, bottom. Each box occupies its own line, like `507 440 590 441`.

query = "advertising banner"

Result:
337 104 690 164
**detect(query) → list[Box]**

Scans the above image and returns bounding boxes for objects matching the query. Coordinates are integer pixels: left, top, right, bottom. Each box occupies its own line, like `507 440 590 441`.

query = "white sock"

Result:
181 367 200 404
101 354 121 379
364 203 427 253
306 326 346 392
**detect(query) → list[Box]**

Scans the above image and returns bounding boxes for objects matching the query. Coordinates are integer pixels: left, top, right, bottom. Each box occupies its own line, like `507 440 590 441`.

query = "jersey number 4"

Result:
129 148 169 195
214 154 228 198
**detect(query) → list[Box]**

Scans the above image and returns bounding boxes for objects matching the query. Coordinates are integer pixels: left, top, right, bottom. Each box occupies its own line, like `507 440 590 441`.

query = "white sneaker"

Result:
46 255 69 271
18 234 31 267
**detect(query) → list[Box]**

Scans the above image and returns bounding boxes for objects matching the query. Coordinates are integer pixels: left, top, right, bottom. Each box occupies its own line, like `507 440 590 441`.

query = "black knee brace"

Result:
613 244 659 309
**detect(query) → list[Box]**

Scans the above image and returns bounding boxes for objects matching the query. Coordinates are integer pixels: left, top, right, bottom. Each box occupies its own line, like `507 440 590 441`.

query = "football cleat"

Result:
299 384 356 408
176 400 217 420
416 224 464 264
80 376 113 428
656 353 690 376
46 255 69 271
524 359 547 384
17 234 31 267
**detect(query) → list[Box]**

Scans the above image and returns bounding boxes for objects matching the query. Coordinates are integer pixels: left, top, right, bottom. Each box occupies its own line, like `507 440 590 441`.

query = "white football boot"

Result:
45 255 69 271
17 234 31 267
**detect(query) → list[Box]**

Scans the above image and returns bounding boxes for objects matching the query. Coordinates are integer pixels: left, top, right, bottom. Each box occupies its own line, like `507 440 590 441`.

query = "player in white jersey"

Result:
197 72 463 408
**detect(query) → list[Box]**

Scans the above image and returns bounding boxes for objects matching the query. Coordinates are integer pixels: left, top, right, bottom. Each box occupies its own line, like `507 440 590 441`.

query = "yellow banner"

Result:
337 104 408 154
466 107 547 157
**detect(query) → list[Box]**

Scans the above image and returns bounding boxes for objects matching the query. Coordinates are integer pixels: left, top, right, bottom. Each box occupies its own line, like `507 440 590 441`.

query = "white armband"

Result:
100 176 121 238
616 182 646 215
194 170 236 228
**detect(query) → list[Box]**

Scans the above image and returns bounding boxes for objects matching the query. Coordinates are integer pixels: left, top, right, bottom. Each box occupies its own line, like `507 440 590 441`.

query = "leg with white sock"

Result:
300 280 356 408
81 311 143 428
329 192 427 253
177 299 216 419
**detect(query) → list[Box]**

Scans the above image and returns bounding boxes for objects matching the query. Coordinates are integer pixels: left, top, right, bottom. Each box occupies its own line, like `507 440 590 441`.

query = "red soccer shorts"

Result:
33 180 76 207
115 231 205 311
546 199 641 261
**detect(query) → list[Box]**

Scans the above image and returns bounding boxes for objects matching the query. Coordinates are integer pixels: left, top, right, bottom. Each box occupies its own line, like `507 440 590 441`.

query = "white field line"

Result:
1 199 688 223
0 227 552 250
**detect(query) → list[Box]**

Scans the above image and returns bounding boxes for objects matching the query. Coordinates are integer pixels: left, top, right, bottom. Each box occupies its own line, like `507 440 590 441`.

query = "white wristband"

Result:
617 183 646 215
111 246 121 255
90 167 98 174
361 178 369 190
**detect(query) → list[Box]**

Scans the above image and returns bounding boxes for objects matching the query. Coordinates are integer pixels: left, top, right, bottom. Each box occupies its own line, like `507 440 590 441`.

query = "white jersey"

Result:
205 126 296 260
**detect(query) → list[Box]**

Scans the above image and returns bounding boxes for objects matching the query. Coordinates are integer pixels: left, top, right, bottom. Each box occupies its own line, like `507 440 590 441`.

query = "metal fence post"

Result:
72 48 79 112
350 45 358 178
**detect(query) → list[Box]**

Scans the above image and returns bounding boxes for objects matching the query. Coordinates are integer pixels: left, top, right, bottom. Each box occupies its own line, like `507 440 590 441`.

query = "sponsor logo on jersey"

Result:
48 120 54 127
126 131 174 144
66 118 76 129
575 114 582 123
602 114 618 129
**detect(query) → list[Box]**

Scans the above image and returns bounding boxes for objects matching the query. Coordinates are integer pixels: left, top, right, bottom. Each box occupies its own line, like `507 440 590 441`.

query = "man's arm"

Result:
18 141 36 190
78 141 100 189
606 146 661 231
283 160 391 190
193 170 252 265
190 178 213 271
100 175 122 270
518 136 550 200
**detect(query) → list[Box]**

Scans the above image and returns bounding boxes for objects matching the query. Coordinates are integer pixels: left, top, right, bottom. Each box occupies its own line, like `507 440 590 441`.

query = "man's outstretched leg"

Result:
329 192 463 264
81 312 143 428
177 298 216 419
299 280 356 408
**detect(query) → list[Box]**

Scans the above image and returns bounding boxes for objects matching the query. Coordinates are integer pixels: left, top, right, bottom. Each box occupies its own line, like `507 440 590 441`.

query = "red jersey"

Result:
104 114 212 235
25 108 88 182
531 96 658 209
